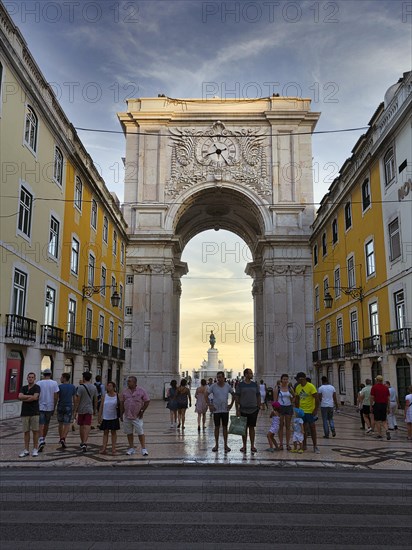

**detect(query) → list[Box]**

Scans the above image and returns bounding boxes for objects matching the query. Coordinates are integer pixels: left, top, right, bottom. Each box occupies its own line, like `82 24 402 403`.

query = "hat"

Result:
271 401 281 410
376 375 383 381
294 407 305 418
43 368 52 375
295 372 306 381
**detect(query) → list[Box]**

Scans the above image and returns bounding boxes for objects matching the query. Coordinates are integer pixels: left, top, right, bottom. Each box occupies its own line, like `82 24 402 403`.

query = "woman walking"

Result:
97 381 120 455
276 374 295 450
194 379 208 431
176 379 192 430
166 379 178 428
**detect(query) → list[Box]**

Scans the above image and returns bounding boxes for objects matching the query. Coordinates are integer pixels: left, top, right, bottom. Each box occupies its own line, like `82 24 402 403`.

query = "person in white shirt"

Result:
37 368 59 452
318 376 339 438
385 381 399 430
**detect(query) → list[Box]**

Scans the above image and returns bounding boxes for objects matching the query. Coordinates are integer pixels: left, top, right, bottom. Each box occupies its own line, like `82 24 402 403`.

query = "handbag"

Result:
228 415 247 436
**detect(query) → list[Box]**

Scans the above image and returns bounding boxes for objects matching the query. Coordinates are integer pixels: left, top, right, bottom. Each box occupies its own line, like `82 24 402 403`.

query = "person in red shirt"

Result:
370 375 390 440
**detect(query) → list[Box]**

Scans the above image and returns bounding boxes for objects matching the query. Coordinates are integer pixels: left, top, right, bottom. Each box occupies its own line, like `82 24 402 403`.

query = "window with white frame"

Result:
121 242 125 265
125 306 133 316
322 232 327 256
70 237 79 274
113 230 118 256
394 290 406 329
18 186 33 238
74 177 82 210
44 287 55 325
88 253 95 286
126 274 134 284
384 148 395 185
344 201 352 230
103 216 108 243
338 365 346 394
337 317 343 347
101 266 107 296
313 244 318 266
350 310 358 343
12 269 27 316
109 320 114 346
316 327 321 350
118 325 122 348
119 284 123 308
68 299 76 332
111 275 116 290
365 240 375 276
48 216 60 259
53 146 63 185
388 218 401 261
24 106 38 152
323 277 329 299
347 255 355 288
369 302 379 336
98 315 104 345
91 199 97 230
362 178 371 211
315 286 320 311
332 218 338 244
334 267 341 298
326 321 331 348
85 308 93 339
124 338 132 348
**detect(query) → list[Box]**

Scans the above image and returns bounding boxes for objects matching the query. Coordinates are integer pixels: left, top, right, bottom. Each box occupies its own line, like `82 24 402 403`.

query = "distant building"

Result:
310 72 411 406
0 5 127 418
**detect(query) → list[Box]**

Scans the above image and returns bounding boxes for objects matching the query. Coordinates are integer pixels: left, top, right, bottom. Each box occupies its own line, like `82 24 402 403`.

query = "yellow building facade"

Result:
0 5 127 418
311 73 412 406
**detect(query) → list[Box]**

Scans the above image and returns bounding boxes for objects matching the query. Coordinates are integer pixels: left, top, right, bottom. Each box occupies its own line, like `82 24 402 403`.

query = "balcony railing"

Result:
320 347 332 361
118 348 126 361
344 340 361 356
5 314 37 341
40 325 64 347
102 342 110 357
65 332 83 352
84 338 99 355
331 344 344 359
110 345 118 358
363 334 382 355
312 350 321 362
385 328 411 350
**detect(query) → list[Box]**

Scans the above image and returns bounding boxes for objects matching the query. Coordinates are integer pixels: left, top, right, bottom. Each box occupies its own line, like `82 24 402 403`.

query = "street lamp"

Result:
324 286 363 309
82 285 121 308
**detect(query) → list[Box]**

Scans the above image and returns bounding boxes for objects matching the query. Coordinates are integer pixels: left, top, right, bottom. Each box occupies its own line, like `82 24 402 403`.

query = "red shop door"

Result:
4 350 24 400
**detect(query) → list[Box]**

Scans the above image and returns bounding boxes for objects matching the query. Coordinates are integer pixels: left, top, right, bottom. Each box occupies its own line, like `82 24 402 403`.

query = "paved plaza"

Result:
1 393 411 470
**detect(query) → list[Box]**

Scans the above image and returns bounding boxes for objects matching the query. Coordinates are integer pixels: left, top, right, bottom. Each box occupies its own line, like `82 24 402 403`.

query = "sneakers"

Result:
141 448 149 456
126 448 136 455
59 438 66 449
38 440 46 452
19 449 29 458
80 443 87 452
31 449 38 457
314 447 321 454
265 447 275 452
386 431 391 441
366 427 372 433
331 429 336 437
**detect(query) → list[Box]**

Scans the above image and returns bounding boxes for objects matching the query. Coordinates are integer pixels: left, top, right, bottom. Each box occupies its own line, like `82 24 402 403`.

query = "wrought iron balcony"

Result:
385 328 411 350
40 325 64 347
118 348 126 361
312 350 321 362
344 340 361 357
102 342 110 357
110 345 119 358
363 335 382 355
331 344 344 359
65 332 83 352
320 347 332 361
84 338 99 355
5 314 37 341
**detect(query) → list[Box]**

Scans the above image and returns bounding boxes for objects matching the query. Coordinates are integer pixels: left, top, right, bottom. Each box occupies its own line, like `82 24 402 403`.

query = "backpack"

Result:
94 382 103 405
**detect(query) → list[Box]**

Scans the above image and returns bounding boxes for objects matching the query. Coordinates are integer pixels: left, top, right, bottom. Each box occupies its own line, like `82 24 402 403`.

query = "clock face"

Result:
200 136 237 166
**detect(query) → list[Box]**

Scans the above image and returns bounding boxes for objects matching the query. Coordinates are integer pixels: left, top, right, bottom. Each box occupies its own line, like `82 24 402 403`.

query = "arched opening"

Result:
180 229 254 382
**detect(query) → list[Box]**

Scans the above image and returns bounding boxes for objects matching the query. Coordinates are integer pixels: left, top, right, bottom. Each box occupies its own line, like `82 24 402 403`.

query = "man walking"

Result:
37 368 59 452
370 375 391 440
120 376 150 456
57 373 76 448
207 371 235 453
294 372 320 453
235 368 261 454
358 379 373 433
73 372 97 452
318 376 339 438
18 372 40 457
385 380 399 431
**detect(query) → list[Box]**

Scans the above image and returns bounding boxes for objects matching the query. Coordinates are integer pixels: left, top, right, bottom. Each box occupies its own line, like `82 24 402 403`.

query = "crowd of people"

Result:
17 368 412 459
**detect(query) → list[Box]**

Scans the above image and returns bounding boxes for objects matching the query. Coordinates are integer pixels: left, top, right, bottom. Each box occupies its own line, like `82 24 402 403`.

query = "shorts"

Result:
123 417 144 436
57 406 73 425
99 418 120 431
280 405 294 416
302 413 317 424
240 410 259 428
21 415 39 432
213 412 229 427
362 405 371 415
373 403 387 422
39 410 53 425
77 413 92 426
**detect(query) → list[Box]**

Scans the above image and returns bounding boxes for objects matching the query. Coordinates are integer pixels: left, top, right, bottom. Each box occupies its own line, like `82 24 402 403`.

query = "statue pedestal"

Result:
207 348 219 371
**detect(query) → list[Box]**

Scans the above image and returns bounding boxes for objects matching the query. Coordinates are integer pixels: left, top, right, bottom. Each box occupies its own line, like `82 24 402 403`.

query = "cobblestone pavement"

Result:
1 396 411 469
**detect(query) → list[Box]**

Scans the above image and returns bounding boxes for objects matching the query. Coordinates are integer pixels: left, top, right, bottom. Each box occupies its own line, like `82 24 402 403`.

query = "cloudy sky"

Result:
7 0 411 374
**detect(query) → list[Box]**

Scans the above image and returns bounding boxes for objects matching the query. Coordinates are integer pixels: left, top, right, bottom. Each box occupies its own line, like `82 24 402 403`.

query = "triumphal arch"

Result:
118 97 320 397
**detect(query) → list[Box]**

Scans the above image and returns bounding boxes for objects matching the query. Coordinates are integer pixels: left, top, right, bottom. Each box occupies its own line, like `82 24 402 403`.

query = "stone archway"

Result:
118 98 320 396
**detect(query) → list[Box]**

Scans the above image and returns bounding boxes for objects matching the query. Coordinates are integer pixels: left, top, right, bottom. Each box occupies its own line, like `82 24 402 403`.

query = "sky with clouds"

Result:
6 0 411 374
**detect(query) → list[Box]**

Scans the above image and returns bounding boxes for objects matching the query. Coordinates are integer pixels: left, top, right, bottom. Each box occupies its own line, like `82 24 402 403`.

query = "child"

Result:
291 407 305 453
266 401 281 452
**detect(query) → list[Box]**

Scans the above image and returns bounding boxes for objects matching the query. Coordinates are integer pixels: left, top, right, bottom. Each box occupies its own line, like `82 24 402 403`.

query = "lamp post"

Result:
324 286 363 309
82 285 121 308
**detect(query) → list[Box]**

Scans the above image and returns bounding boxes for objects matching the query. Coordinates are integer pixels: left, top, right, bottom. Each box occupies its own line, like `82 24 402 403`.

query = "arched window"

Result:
24 105 38 152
